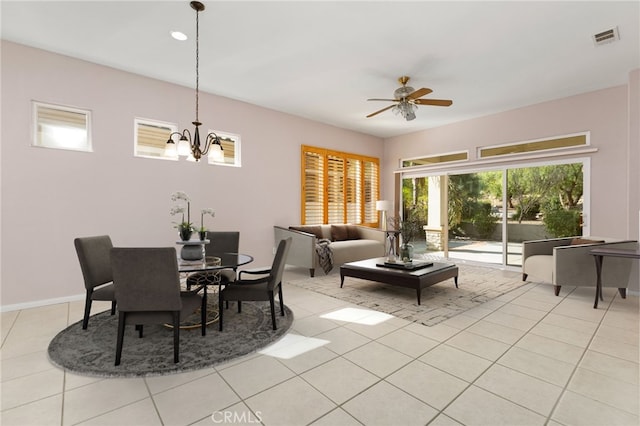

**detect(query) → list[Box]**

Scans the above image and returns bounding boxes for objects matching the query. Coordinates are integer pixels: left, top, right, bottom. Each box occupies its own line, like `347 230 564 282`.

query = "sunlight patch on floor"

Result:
259 333 330 359
320 307 394 325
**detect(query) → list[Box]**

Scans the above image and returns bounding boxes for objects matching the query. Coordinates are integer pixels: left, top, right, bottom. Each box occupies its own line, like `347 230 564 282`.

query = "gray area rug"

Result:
288 262 523 326
48 301 293 378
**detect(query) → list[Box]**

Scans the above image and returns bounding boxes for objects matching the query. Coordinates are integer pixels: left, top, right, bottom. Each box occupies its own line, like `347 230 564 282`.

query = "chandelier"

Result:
392 100 417 121
165 1 223 162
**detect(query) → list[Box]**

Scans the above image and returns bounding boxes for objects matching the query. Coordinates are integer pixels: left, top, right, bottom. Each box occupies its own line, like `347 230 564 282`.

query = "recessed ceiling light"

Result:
170 31 187 41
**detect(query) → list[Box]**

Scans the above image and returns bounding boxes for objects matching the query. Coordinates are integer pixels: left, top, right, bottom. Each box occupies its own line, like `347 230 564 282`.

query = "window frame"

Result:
301 145 380 227
32 101 92 152
134 117 179 160
207 130 241 167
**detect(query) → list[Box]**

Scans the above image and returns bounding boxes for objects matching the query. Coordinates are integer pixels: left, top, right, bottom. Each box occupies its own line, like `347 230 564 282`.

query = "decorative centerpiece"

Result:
198 208 215 240
170 191 193 241
399 207 422 262
170 191 216 260
388 207 422 263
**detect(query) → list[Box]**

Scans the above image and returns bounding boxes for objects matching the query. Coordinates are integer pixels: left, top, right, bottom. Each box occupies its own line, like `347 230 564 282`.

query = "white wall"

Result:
0 41 384 308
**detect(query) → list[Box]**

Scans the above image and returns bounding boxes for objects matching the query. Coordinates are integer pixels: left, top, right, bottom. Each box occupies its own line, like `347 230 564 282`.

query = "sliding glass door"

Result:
401 160 586 267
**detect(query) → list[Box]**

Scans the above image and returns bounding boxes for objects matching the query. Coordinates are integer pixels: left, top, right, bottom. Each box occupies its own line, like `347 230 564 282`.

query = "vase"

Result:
180 244 203 261
400 243 414 262
179 228 193 241
199 230 207 241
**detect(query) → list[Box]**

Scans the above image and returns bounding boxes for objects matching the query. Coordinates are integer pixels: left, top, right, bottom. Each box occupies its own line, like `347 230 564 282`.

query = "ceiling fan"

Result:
366 76 453 121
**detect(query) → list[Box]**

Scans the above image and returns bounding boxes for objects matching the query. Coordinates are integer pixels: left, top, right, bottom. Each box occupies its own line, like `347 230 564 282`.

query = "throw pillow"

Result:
330 225 349 241
570 238 605 245
346 225 360 240
289 226 324 240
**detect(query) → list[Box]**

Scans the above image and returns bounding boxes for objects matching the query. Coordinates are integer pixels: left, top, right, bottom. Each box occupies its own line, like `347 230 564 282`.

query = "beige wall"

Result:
382 76 639 292
0 41 383 308
2 40 637 308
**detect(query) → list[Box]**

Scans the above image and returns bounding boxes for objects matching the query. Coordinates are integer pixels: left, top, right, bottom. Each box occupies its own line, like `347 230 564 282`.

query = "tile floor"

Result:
1 267 639 426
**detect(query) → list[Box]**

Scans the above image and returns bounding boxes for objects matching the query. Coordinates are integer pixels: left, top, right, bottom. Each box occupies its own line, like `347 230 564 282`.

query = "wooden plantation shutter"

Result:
327 154 345 223
346 158 361 224
301 145 380 226
363 160 379 223
302 148 324 224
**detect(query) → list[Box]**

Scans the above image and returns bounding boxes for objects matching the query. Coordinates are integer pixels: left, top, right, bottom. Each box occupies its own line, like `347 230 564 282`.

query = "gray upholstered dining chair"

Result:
74 235 117 330
110 247 204 365
218 237 291 331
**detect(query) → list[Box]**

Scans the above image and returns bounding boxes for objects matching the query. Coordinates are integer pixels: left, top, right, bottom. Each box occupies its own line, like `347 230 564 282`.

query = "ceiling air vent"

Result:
593 27 620 46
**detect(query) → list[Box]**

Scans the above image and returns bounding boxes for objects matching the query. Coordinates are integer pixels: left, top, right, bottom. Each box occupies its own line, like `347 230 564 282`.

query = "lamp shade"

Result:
208 144 224 162
376 200 392 211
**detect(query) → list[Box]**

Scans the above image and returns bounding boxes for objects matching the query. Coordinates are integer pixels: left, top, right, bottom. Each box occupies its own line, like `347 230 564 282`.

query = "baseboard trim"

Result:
1 293 84 313
628 290 639 297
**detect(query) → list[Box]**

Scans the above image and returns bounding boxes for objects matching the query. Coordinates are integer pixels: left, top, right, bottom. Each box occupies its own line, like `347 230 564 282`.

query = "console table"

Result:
590 247 640 309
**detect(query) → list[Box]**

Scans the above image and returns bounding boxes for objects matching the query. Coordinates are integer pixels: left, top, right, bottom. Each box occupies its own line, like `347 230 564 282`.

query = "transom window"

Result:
32 101 91 152
208 131 241 167
134 118 178 160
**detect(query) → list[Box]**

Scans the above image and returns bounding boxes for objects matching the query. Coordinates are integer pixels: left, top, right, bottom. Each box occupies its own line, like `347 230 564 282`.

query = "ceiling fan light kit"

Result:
165 1 224 162
366 75 453 121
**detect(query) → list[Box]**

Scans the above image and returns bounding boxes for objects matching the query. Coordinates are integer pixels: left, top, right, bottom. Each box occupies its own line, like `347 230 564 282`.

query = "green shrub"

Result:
472 202 498 239
542 205 581 237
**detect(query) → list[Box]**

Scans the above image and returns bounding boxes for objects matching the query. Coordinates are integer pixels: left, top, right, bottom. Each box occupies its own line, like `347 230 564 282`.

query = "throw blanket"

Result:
315 238 334 274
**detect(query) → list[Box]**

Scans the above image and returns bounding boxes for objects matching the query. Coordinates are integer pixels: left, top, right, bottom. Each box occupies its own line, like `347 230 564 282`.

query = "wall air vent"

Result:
593 27 620 46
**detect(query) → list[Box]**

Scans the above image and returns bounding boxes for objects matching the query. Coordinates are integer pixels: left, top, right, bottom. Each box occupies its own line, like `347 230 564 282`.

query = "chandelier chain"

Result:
195 7 200 122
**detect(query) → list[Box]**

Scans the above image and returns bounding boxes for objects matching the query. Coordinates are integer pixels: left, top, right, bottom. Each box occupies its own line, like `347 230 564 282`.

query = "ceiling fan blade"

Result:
414 98 453 107
406 87 432 100
367 98 400 102
366 104 395 118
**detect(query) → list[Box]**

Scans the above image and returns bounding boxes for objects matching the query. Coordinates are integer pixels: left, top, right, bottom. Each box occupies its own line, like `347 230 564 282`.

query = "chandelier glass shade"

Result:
164 1 223 162
392 100 417 121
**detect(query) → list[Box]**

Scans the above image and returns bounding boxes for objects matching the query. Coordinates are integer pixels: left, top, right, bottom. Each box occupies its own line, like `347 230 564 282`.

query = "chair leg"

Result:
110 301 116 315
82 294 92 330
172 312 180 363
554 285 561 296
115 312 126 366
522 273 528 281
269 292 277 330
218 290 224 331
237 301 242 313
309 268 315 278
278 284 285 316
135 324 143 338
201 290 207 336
618 288 627 299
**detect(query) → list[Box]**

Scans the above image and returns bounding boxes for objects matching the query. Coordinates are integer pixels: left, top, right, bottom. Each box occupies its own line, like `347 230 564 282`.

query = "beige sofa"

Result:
274 224 385 277
522 237 638 296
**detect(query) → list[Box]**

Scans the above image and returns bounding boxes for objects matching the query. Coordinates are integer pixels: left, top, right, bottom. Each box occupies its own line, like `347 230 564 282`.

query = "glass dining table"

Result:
178 253 253 334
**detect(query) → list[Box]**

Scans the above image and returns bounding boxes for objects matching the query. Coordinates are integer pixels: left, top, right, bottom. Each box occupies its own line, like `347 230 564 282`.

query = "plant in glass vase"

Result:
198 208 215 240
399 207 422 261
170 191 193 241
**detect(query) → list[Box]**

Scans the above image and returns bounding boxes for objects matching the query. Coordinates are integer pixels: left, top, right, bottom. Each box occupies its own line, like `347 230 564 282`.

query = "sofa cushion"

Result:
524 255 554 283
289 226 324 240
330 225 349 241
347 225 360 240
570 238 605 245
330 224 360 241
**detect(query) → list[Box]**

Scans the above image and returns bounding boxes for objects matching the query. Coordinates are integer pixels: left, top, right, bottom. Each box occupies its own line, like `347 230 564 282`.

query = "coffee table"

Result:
340 257 459 305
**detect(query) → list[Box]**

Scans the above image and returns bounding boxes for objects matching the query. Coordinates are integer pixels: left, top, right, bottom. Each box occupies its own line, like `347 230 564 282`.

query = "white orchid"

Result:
169 206 185 216
170 191 192 235
171 191 190 202
199 208 215 232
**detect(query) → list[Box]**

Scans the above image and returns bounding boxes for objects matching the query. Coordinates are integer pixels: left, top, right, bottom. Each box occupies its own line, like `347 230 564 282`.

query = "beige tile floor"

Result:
1 267 639 426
